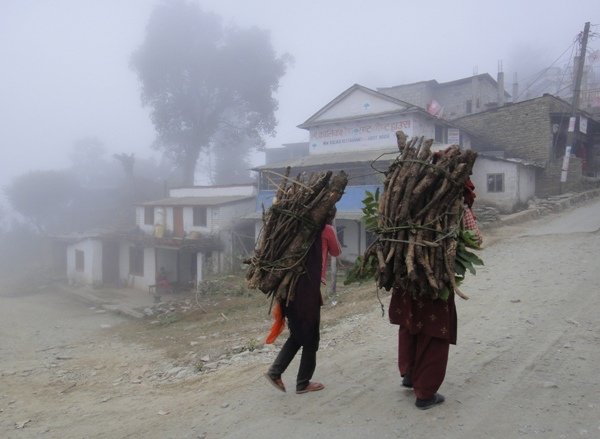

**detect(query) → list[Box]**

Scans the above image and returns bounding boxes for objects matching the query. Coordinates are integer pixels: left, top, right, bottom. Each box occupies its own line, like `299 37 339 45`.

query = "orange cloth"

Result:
265 226 342 343
265 301 286 344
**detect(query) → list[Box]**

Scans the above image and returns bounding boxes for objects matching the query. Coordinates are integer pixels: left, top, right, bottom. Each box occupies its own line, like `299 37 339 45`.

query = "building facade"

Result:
66 184 257 291
454 94 600 195
378 73 511 120
254 84 474 262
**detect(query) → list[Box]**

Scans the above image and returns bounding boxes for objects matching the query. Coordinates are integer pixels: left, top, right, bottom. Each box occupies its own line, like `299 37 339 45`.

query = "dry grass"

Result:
117 274 388 365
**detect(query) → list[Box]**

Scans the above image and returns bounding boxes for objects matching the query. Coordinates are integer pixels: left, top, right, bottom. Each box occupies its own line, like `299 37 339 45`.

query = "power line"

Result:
516 39 578 101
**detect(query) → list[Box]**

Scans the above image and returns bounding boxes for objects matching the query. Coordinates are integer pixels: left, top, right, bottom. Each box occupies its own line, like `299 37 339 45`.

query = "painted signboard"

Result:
309 116 413 154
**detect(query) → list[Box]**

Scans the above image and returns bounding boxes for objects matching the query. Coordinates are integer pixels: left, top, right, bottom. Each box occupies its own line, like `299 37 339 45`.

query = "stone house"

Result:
453 94 600 196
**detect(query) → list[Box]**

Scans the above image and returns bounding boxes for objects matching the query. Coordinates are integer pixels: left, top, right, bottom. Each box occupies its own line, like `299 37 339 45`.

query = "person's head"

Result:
325 206 337 225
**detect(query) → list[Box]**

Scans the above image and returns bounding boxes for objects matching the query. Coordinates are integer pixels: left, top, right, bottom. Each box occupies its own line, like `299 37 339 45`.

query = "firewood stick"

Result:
454 287 470 300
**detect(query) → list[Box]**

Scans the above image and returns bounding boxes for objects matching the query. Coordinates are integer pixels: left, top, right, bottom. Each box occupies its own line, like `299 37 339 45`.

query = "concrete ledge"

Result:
486 187 600 229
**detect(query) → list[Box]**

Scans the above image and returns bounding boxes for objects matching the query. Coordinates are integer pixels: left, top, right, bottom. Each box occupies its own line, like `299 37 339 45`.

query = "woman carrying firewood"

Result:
264 207 341 394
388 178 481 410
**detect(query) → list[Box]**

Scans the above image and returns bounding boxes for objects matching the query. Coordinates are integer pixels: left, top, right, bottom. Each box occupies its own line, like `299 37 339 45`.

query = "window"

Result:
144 207 154 225
193 206 207 227
129 246 144 276
487 173 505 193
75 250 84 272
466 100 472 114
434 125 447 143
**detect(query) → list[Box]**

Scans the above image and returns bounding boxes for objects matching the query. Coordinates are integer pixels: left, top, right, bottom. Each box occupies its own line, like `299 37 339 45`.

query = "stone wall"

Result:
537 156 583 196
455 96 572 164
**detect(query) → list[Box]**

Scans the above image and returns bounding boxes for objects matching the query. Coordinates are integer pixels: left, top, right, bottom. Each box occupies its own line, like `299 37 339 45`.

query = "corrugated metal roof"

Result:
478 153 544 168
139 195 254 207
241 210 364 221
253 148 399 170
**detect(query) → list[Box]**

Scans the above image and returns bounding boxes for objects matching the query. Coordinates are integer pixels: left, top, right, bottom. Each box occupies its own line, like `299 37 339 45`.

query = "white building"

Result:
66 184 256 291
472 154 540 213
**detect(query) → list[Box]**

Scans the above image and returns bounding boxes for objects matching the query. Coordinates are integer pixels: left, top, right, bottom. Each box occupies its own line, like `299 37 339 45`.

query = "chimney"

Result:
512 72 519 103
497 61 505 106
471 70 479 110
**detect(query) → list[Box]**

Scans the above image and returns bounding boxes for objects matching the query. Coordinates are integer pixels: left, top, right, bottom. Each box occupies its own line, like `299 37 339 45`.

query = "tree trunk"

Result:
182 148 201 186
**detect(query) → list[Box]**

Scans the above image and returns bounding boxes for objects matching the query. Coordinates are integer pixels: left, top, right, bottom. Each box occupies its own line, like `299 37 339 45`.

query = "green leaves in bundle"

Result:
361 188 380 233
454 229 484 281
439 231 484 300
342 189 380 285
343 254 378 285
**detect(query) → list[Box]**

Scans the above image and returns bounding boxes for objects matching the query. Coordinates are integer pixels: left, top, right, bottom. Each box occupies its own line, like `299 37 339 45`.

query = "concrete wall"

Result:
118 243 155 290
379 82 435 109
136 206 165 234
67 239 103 285
136 200 255 237
471 158 536 212
436 77 501 119
316 87 406 121
209 199 256 232
336 219 363 261
379 76 503 120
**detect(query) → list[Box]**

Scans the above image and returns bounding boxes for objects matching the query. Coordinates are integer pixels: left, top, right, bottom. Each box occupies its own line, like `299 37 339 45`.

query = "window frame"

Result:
75 249 84 272
129 246 144 276
434 125 447 143
193 206 208 227
144 207 154 226
487 173 505 193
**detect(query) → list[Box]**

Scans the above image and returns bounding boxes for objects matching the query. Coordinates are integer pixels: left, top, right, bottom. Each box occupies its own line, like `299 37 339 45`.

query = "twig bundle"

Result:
366 130 477 299
245 168 348 302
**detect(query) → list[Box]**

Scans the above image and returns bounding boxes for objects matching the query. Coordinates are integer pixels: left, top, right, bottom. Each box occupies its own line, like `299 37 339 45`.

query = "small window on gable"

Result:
75 249 84 272
487 173 505 193
193 206 207 227
129 246 144 276
144 207 154 225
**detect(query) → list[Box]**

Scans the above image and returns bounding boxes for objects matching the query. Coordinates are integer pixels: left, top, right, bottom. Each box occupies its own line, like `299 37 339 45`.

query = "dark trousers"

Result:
397 327 449 400
268 336 316 391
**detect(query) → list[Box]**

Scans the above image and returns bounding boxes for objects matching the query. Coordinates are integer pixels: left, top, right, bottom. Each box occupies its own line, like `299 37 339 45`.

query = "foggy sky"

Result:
1 0 599 189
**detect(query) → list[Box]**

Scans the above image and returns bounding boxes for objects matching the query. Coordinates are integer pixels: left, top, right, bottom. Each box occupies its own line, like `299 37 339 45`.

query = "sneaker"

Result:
415 393 445 410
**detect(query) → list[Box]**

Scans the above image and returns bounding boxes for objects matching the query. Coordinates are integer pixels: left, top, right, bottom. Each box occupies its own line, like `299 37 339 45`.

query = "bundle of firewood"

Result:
245 168 348 302
365 130 477 299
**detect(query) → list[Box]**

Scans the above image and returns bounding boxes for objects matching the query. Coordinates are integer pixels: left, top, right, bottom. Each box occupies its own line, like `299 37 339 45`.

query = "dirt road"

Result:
2 199 600 439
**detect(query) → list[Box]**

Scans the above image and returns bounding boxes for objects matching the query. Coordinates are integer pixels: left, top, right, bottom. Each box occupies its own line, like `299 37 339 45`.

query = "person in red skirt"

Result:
388 179 480 409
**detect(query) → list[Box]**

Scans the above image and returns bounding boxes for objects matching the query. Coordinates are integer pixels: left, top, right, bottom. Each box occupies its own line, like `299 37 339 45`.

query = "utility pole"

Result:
560 22 590 188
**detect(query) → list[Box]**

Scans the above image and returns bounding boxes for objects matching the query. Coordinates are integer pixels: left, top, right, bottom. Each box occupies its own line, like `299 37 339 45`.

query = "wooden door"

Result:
173 207 184 238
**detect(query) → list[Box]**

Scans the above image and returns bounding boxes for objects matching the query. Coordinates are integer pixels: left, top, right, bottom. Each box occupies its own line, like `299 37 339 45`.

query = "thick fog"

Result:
1 0 599 191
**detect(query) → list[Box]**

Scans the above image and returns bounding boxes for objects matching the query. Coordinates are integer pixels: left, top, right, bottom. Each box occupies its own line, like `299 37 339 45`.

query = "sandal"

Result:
264 373 286 392
296 381 324 394
415 393 445 410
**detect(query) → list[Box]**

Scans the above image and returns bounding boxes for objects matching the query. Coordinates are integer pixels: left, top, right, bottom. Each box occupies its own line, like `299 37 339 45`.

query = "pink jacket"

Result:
321 224 342 284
